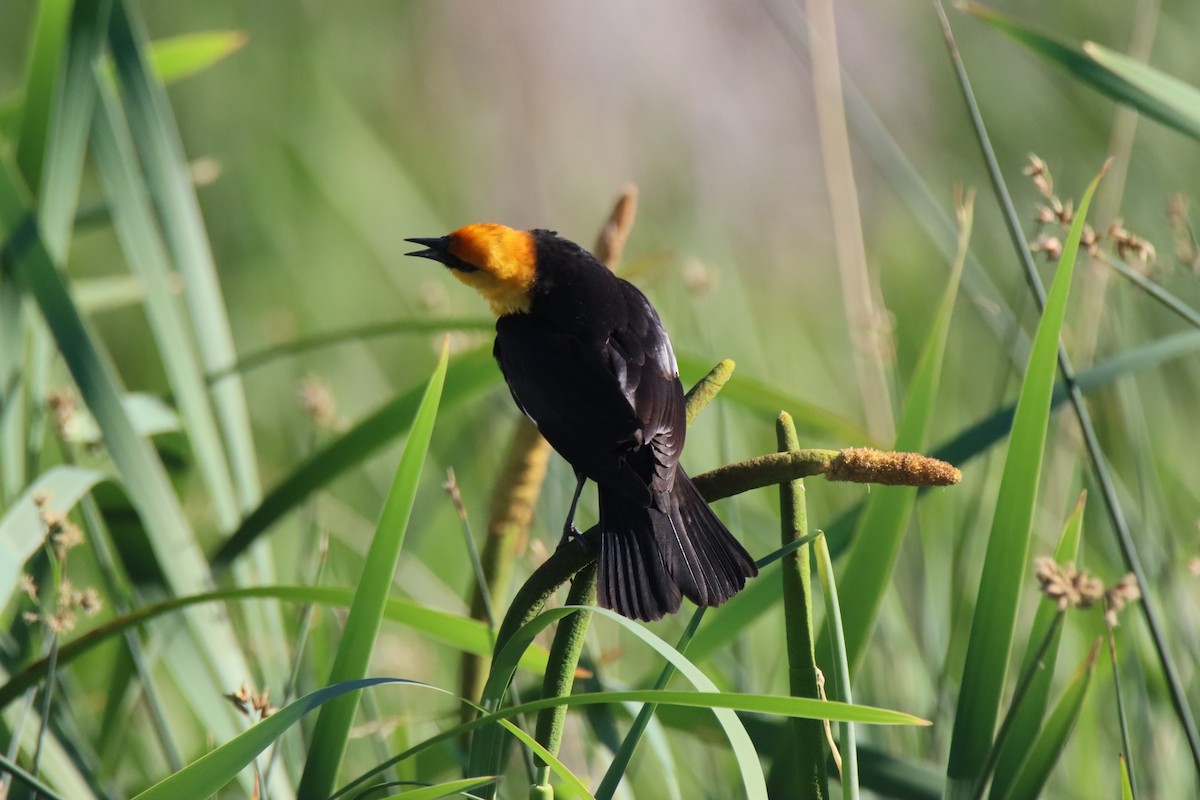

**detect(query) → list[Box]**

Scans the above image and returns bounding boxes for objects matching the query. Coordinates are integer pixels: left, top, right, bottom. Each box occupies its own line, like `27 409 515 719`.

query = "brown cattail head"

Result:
826 447 961 487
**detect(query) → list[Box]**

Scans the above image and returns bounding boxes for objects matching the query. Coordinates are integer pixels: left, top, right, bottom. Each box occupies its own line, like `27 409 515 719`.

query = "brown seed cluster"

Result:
20 492 103 635
826 447 962 487
298 375 341 431
224 682 277 720
1025 154 1156 268
1034 556 1140 627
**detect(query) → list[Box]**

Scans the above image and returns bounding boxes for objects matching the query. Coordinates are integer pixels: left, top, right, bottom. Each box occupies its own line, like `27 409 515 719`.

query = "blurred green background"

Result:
3 1 1200 798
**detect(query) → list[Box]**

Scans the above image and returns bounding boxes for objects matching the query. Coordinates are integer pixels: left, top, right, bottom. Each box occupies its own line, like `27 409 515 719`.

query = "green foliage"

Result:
2 1 1196 798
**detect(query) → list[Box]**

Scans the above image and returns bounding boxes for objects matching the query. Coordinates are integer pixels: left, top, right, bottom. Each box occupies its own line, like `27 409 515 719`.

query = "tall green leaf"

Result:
989 492 1085 799
1001 641 1100 800
969 4 1200 143
297 341 450 798
943 166 1105 799
213 345 500 566
831 191 970 676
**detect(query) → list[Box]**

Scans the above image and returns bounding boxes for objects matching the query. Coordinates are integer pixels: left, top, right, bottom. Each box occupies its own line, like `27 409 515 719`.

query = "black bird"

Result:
406 223 757 621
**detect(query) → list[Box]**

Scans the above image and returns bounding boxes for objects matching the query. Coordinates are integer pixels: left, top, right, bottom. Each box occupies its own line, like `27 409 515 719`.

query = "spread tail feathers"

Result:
596 471 757 622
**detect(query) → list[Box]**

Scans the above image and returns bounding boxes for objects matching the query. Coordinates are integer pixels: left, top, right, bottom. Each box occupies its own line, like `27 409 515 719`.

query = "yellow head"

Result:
406 223 536 315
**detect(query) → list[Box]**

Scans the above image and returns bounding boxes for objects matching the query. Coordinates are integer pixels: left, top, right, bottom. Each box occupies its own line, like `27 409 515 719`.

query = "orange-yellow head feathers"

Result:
405 223 536 315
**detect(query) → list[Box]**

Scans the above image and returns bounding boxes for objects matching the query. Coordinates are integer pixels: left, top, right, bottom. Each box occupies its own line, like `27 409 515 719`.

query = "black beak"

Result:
404 236 452 263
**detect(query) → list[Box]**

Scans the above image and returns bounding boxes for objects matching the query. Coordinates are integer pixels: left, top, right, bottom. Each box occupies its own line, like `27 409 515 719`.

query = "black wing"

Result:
494 280 685 506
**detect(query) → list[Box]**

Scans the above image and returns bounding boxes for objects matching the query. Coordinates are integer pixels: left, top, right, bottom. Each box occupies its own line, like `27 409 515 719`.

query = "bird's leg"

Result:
560 473 587 547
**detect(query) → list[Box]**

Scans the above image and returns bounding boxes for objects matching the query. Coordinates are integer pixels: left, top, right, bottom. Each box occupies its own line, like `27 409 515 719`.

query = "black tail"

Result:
596 470 757 622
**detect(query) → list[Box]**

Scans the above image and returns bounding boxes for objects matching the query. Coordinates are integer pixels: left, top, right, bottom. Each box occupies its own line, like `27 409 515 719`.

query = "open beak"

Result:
404 236 452 263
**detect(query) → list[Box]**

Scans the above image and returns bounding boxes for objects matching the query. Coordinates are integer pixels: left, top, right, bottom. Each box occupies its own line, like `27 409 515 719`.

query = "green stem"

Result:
776 412 827 800
815 533 858 800
533 563 598 766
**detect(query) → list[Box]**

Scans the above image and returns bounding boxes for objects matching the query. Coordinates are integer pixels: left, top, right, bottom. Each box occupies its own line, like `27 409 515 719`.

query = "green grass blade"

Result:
139 30 248 83
91 72 241 532
0 584 555 710
107 0 261 510
212 345 500 567
1120 755 1134 800
0 465 105 602
473 606 772 799
375 777 499 800
131 677 418 800
0 151 257 749
969 4 1200 143
989 493 1085 800
297 341 449 798
14 0 72 190
1000 641 1100 800
676 353 873 444
815 534 859 800
943 166 1105 799
832 191 970 677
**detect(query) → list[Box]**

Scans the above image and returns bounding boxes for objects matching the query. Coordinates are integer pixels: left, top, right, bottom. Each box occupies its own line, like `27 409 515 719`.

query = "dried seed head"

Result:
1034 557 1103 611
826 448 961 487
1104 573 1141 627
1080 224 1101 257
1035 205 1057 225
19 574 38 602
1030 233 1063 261
684 259 716 295
44 609 76 635
298 376 339 431
46 389 79 439
53 521 84 559
1023 153 1047 179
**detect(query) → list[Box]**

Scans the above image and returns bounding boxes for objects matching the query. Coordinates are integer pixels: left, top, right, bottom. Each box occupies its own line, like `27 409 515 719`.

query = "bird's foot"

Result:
558 523 582 549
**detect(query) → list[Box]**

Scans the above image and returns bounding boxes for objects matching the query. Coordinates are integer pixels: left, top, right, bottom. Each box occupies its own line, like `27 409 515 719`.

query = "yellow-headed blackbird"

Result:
406 224 757 621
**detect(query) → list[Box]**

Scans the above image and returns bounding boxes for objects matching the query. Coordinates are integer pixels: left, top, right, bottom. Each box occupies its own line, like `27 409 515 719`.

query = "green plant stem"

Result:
936 0 1200 773
970 611 1065 800
776 412 827 800
1106 617 1138 800
533 563 598 766
31 634 59 782
815 533 858 800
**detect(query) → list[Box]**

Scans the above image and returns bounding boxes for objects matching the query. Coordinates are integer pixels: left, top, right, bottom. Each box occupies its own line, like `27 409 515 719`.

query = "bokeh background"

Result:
3 1 1200 797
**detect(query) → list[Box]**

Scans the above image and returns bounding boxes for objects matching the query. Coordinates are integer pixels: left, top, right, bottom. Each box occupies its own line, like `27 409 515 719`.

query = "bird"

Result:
406 223 757 621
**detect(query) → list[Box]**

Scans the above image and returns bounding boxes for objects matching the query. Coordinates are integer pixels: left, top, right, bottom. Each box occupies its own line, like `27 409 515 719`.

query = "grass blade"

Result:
375 777 499 800
107 0 261 509
831 190 971 676
91 70 241 532
0 465 105 602
989 493 1085 800
472 606 775 799
0 584 555 711
137 30 247 84
297 341 450 798
943 166 1105 799
815 534 859 800
1000 641 1101 800
0 150 258 752
14 0 72 191
969 4 1200 143
212 345 500 567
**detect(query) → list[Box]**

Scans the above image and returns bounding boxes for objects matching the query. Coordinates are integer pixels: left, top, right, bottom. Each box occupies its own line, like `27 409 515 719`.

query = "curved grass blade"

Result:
367 777 499 800
0 749 66 800
1000 641 1100 800
0 584 554 710
297 342 449 798
138 30 247 84
473 606 770 800
0 465 105 600
132 677 415 800
91 74 241 532
210 316 495 380
830 190 970 677
212 345 500 567
816 533 859 800
13 0 72 190
943 166 1105 799
968 4 1200 143
989 493 1085 800
677 353 872 444
107 0 260 510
